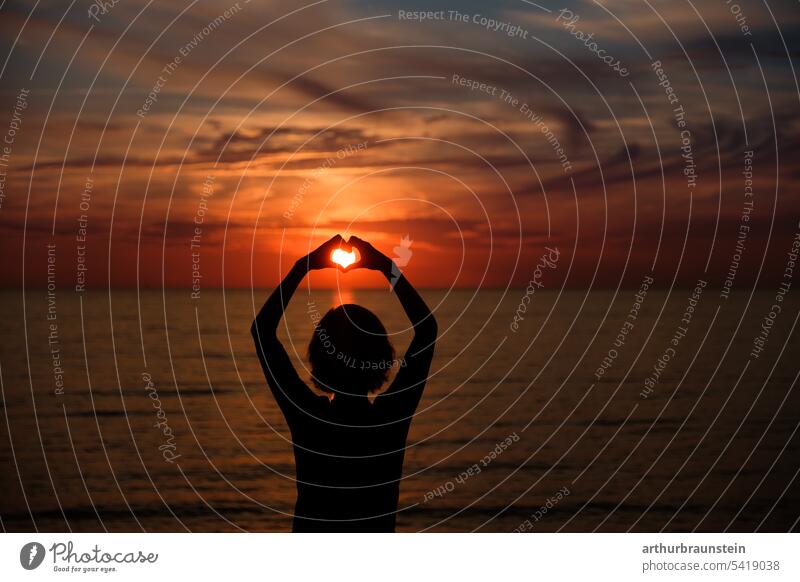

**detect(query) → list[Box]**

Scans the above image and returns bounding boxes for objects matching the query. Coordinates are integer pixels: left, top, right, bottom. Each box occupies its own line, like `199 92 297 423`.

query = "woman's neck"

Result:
331 392 371 408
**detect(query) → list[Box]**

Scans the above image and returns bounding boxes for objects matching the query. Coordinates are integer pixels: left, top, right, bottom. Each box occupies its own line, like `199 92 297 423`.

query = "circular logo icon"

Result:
20 542 46 570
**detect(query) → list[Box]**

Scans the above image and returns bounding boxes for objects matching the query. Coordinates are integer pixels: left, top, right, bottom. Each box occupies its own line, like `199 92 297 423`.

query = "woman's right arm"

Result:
348 236 438 411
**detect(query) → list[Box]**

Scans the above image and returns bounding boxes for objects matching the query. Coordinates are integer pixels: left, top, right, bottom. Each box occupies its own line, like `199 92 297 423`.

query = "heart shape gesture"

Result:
331 247 357 269
304 235 387 272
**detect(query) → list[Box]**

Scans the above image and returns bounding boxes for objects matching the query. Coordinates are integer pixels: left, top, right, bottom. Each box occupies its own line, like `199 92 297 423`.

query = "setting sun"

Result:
331 248 357 269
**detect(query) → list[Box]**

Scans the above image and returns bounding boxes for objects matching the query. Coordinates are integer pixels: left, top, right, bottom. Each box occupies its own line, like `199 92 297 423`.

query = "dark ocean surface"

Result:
1 288 798 532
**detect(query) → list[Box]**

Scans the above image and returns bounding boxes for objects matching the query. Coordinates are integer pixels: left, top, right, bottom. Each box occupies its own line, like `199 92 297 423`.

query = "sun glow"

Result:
331 248 357 268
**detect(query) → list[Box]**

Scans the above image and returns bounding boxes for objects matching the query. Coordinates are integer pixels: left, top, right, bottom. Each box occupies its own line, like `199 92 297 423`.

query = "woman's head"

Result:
308 304 394 396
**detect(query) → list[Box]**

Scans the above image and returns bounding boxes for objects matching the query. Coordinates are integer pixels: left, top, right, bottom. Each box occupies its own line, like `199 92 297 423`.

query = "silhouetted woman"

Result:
251 235 437 532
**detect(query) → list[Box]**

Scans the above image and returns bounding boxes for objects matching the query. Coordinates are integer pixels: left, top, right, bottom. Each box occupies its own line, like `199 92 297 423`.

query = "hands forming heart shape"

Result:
331 247 357 269
303 234 391 273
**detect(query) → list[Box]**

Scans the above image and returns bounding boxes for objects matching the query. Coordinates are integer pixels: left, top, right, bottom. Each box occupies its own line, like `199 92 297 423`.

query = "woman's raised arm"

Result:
347 236 437 412
251 234 343 337
251 234 343 419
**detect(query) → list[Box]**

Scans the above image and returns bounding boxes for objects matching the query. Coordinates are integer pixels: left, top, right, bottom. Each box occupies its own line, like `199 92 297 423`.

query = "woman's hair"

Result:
308 304 394 396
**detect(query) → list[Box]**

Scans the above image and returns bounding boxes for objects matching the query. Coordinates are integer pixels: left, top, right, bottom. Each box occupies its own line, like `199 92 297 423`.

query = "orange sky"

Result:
1 0 799 289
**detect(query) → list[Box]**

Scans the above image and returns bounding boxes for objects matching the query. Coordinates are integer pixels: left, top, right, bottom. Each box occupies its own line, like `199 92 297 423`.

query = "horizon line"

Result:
0 285 763 291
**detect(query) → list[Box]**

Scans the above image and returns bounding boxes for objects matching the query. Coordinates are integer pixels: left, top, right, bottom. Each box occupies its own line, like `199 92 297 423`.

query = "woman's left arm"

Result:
251 235 342 419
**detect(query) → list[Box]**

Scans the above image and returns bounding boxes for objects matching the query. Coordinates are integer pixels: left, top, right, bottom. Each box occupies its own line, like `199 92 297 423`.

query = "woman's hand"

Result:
299 234 344 271
348 236 393 274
